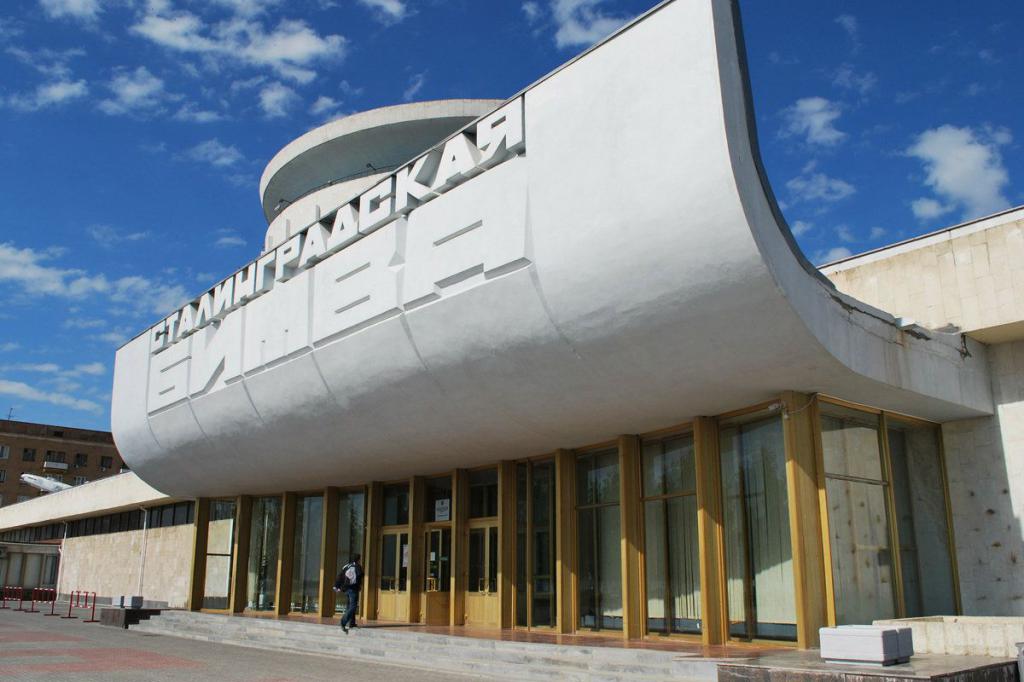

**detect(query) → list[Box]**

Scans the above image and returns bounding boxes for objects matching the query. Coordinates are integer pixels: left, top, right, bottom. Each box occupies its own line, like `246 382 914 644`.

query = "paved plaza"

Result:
0 607 490 681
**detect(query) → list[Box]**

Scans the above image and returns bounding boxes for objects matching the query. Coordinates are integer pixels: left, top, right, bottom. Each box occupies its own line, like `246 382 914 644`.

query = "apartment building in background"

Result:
0 420 126 507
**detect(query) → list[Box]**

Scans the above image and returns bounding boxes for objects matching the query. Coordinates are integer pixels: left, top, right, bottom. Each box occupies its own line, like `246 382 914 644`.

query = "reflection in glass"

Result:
515 464 528 627
721 415 796 641
383 484 409 526
887 419 956 617
470 469 499 518
642 435 700 634
577 449 622 631
334 491 365 612
425 528 451 592
514 460 557 628
247 496 281 611
203 499 236 610
290 495 323 613
820 405 896 624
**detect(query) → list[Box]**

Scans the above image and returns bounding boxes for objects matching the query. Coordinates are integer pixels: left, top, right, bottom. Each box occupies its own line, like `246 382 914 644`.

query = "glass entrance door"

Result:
465 523 499 627
423 527 451 625
377 530 409 621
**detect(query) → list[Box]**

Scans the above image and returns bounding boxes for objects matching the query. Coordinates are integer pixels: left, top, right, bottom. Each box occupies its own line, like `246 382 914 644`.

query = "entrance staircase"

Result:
130 611 725 681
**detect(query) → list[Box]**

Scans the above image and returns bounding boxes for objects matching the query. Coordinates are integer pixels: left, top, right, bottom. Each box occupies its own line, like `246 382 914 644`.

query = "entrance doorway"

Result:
377 530 409 621
465 522 499 627
423 527 451 625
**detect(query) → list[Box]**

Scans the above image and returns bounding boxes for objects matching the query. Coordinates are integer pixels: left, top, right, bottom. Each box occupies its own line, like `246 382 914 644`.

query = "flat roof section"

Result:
259 99 503 223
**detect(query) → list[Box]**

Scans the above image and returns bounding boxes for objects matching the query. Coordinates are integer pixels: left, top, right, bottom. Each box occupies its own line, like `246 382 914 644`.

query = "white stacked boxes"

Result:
820 625 914 665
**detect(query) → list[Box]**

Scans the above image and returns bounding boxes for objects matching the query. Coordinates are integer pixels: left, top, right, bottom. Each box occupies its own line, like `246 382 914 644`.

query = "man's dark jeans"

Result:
341 588 360 628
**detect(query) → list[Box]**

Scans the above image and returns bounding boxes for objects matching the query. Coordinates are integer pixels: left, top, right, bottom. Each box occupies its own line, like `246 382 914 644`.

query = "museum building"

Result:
1 0 1021 651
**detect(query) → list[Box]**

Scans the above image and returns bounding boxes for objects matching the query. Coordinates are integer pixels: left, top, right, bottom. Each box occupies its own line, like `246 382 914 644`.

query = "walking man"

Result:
335 554 364 634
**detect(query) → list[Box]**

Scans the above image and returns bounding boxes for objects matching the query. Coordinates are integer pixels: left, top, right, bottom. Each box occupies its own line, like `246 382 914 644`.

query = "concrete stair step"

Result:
131 612 717 682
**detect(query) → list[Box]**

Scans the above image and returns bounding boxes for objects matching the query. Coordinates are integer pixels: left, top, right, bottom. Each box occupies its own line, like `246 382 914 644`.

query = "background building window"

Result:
0 444 9 460
721 412 796 642
74 453 88 467
22 448 35 462
73 476 87 486
100 456 113 470
17 495 29 503
469 469 498 518
382 484 409 526
576 448 622 631
45 451 66 463
0 469 5 483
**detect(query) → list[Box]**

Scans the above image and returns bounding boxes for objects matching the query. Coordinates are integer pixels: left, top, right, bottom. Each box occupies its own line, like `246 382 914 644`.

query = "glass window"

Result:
0 469 5 483
334 490 366 612
246 496 281 611
22 448 35 462
202 500 236 609
576 448 622 631
721 413 796 641
74 453 88 467
0 444 9 460
887 418 957 617
382 484 409 526
290 495 323 613
469 469 498 518
820 403 896 625
642 434 700 634
424 476 452 523
100 456 113 470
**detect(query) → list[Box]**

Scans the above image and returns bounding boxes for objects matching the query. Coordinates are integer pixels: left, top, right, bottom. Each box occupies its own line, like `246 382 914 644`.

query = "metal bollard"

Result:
26 588 38 613
0 586 9 610
83 592 100 624
44 589 59 617
61 590 79 619
13 587 26 612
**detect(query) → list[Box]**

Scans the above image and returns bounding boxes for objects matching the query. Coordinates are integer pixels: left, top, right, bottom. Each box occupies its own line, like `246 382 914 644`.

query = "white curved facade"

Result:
112 0 991 499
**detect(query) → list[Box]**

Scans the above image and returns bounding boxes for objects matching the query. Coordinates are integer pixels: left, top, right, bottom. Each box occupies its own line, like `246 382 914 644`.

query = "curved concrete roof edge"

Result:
259 98 505 211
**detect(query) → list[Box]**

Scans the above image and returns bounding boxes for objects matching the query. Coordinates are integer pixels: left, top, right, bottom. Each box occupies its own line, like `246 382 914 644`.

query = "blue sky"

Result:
0 0 1020 430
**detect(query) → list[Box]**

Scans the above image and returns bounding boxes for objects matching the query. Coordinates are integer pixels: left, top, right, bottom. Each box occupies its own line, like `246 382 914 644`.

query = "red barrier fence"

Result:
59 590 99 622
27 588 56 615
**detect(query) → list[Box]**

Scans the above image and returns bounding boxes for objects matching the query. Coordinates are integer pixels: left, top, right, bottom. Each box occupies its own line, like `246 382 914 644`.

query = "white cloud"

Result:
869 226 887 240
64 317 106 329
906 125 1012 220
3 79 88 111
552 0 628 49
836 225 855 243
0 378 101 413
74 361 105 376
186 138 244 167
358 0 409 24
88 224 150 249
132 6 346 84
786 162 856 204
835 14 860 51
98 66 167 115
817 246 853 264
0 342 20 352
522 1 541 23
402 72 425 102
39 0 100 22
209 0 282 17
91 330 129 346
790 220 813 237
258 81 297 117
910 197 953 221
214 228 247 248
4 363 60 373
173 102 225 122
0 241 187 315
309 95 342 118
832 63 876 95
6 46 85 79
782 97 846 146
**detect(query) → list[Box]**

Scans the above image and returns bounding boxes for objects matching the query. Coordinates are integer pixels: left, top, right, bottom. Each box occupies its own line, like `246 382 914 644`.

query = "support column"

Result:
694 416 728 645
408 476 425 623
781 391 828 648
554 449 575 633
274 493 297 616
319 487 340 618
362 483 382 621
499 460 516 629
187 498 210 612
451 469 468 625
618 435 643 640
229 495 252 613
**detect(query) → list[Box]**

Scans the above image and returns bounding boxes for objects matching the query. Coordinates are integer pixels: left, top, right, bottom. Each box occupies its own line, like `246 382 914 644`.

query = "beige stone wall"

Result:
57 523 194 608
824 213 1024 337
943 340 1024 615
